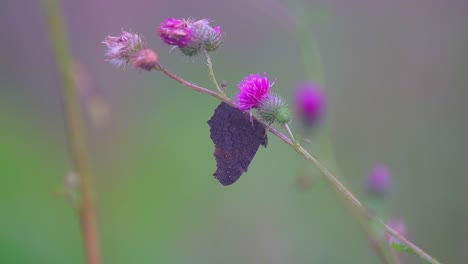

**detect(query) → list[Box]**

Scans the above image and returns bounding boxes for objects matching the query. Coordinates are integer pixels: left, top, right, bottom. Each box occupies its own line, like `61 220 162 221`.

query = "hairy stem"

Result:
42 1 101 264
155 62 441 264
203 50 224 94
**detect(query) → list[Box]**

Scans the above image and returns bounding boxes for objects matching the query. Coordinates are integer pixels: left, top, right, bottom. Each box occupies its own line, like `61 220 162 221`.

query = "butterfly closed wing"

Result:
207 102 268 186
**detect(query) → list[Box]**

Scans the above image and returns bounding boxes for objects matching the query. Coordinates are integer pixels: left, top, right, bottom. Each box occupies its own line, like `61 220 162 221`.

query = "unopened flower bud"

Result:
203 25 223 52
102 30 145 68
366 164 392 196
258 93 291 125
130 49 159 71
159 18 223 56
294 82 327 128
221 80 228 89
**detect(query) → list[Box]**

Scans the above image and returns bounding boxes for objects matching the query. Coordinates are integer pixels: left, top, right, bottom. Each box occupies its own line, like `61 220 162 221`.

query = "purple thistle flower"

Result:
235 73 271 111
366 164 392 195
294 82 327 127
102 30 145 67
158 18 193 48
159 18 223 56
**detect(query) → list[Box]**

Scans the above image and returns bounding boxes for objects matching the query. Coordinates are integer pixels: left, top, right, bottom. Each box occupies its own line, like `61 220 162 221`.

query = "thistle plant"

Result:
100 18 441 264
41 0 443 261
234 72 291 125
158 18 223 56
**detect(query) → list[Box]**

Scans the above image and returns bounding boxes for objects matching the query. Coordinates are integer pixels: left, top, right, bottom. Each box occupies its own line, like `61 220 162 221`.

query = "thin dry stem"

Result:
155 62 441 264
42 1 101 264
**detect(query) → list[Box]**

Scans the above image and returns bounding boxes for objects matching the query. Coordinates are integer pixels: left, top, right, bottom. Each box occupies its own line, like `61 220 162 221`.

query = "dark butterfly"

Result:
207 102 268 186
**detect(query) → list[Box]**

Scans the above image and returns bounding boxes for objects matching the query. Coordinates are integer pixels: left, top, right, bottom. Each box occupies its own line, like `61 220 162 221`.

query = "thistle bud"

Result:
258 93 291 125
366 164 392 196
294 82 327 128
203 25 223 52
159 18 223 56
130 49 159 71
102 30 145 68
221 80 228 89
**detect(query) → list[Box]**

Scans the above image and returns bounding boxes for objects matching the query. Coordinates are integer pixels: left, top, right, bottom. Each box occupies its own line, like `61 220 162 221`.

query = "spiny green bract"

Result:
258 93 291 125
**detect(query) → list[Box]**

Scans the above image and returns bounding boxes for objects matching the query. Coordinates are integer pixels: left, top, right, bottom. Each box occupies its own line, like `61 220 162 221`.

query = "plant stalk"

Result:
203 49 224 94
42 1 102 264
154 62 441 264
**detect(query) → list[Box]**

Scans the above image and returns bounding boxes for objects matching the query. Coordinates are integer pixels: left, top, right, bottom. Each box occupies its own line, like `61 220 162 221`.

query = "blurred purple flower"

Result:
294 82 327 127
386 218 407 245
366 164 392 195
158 18 193 47
235 73 271 111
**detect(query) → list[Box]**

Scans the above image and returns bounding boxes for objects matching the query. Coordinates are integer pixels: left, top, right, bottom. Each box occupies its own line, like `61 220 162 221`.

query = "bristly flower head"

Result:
158 18 223 56
191 20 223 52
235 73 291 124
258 93 291 124
295 82 327 127
235 73 271 111
158 18 193 48
366 164 392 196
102 30 145 67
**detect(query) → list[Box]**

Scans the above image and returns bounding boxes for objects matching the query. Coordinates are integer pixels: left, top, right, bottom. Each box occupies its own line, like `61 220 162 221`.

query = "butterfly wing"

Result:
207 102 267 186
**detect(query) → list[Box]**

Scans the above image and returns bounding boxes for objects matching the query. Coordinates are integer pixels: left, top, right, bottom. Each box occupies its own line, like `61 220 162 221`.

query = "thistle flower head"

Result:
295 82 327 127
102 30 145 67
258 93 291 124
159 18 223 56
235 73 271 111
195 22 223 52
158 18 193 48
366 164 392 196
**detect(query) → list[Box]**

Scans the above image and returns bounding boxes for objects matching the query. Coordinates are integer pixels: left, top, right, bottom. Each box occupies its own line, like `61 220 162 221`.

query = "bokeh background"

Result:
1 0 467 263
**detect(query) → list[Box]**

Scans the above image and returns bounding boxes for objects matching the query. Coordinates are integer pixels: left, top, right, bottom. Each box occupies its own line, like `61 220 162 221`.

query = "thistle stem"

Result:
154 62 441 264
284 123 296 143
203 49 224 94
42 1 101 264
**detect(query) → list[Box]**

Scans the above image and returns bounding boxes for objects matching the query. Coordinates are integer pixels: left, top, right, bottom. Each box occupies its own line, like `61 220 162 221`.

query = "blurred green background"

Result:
0 0 467 263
